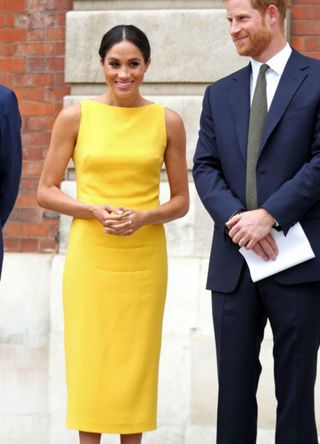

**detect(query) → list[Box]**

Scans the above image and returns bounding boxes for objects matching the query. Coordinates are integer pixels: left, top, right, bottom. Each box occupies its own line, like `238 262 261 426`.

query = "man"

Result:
193 0 320 443
0 86 22 278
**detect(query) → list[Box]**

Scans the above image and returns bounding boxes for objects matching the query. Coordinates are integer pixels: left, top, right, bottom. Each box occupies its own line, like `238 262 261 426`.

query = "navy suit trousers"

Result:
212 265 320 444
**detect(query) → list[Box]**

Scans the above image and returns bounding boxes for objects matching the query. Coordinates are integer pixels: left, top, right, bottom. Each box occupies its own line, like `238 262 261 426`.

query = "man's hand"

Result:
226 209 278 260
251 234 278 261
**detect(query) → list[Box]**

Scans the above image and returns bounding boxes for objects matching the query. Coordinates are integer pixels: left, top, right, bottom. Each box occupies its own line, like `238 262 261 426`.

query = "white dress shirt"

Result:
250 43 292 110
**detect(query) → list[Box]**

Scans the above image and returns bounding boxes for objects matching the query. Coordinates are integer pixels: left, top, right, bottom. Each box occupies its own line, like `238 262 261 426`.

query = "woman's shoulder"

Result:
58 102 81 122
55 102 81 132
164 106 184 131
52 103 81 141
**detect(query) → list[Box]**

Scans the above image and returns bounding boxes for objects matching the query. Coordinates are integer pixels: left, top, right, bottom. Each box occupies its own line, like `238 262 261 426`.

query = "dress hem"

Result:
66 418 157 434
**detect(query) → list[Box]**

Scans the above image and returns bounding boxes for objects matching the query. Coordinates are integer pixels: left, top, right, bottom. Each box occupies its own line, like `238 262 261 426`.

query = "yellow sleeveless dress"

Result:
63 100 168 434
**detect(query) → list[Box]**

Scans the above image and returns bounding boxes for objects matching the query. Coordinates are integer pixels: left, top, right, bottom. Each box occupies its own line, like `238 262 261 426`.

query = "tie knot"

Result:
260 64 269 75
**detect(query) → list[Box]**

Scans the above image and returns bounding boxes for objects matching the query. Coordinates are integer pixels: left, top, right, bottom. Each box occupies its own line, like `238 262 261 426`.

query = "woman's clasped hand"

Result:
95 205 145 236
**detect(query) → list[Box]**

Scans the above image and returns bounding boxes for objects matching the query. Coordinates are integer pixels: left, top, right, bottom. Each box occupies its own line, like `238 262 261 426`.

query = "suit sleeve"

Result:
192 87 244 228
0 90 22 227
261 102 320 231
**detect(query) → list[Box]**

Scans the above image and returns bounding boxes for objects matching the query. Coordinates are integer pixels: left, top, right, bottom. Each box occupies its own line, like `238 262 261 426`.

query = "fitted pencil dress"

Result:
63 100 168 434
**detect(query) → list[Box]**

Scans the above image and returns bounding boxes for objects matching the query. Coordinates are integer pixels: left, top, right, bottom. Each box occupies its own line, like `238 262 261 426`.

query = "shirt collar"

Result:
250 43 292 78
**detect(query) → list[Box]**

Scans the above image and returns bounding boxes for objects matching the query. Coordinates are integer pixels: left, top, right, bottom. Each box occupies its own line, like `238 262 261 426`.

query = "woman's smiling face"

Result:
102 39 150 101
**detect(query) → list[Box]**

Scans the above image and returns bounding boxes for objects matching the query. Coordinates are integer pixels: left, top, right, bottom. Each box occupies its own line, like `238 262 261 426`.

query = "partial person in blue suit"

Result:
193 0 320 443
0 86 22 278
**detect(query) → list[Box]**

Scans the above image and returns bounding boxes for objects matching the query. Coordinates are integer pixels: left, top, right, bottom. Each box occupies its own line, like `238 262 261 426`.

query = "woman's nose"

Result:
118 66 129 78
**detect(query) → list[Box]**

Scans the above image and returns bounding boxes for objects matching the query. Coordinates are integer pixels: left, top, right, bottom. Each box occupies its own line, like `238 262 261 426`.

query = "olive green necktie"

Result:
246 63 269 210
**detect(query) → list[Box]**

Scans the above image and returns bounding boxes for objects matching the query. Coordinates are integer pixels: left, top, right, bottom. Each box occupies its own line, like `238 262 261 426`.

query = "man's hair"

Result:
250 0 291 22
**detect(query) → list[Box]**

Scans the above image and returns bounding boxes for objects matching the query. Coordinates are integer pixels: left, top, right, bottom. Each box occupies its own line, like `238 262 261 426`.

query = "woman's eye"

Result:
109 62 120 68
129 62 140 68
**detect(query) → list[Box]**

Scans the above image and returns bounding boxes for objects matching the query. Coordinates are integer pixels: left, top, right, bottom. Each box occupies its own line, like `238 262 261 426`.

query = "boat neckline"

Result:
88 100 156 110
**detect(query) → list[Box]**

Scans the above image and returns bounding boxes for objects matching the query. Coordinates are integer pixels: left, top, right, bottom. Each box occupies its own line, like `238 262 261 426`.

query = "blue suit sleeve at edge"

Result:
0 89 22 228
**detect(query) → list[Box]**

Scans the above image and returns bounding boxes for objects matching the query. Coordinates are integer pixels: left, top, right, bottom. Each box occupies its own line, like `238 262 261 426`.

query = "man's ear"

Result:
267 4 278 25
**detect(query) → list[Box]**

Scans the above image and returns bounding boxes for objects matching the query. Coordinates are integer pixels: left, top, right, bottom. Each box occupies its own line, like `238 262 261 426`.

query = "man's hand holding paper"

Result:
238 223 315 282
226 208 278 260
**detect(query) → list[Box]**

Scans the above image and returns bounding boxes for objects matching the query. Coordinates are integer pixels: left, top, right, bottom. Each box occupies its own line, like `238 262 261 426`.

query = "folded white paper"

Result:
239 222 315 282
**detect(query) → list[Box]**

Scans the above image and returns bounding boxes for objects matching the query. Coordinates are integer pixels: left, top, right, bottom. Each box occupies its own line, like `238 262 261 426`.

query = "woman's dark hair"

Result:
99 25 151 63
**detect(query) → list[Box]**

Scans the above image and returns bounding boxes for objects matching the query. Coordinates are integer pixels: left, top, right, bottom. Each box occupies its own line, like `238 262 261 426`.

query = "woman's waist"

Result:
68 217 166 247
65 219 167 273
76 192 160 211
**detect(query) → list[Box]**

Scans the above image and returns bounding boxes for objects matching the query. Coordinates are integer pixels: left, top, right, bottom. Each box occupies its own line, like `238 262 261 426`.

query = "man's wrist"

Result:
260 208 280 230
225 209 244 234
227 209 244 221
272 218 281 231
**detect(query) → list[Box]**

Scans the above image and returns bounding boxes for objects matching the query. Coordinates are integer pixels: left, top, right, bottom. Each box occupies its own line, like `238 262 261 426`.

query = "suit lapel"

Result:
259 50 309 155
228 64 251 160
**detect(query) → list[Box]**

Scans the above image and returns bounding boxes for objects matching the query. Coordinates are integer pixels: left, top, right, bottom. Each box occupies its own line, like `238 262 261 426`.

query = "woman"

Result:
37 25 189 444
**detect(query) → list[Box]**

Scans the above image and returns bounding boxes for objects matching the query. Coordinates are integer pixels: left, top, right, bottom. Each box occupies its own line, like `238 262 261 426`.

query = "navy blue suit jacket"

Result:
0 86 22 277
193 49 320 292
